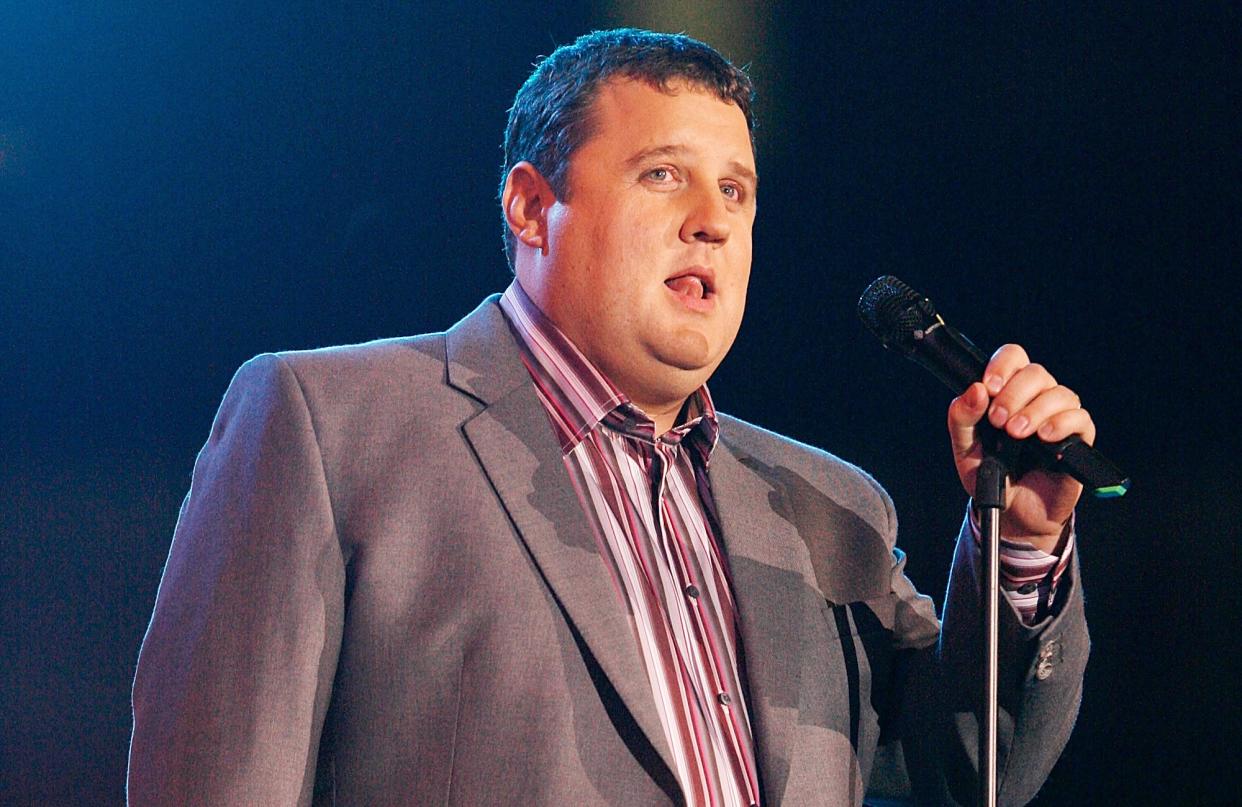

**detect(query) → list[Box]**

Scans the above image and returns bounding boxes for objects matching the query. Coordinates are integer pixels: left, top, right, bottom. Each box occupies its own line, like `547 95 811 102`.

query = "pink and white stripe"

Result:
970 509 1076 624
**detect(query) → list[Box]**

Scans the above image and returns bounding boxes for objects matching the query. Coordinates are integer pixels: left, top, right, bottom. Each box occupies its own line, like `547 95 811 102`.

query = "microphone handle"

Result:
911 321 1130 497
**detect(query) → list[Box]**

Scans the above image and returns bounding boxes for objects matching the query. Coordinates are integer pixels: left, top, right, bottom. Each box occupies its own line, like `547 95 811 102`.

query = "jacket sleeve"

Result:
128 354 346 806
884 511 1090 806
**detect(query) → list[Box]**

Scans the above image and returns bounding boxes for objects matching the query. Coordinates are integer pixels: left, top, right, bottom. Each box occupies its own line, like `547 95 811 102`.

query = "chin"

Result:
651 331 716 371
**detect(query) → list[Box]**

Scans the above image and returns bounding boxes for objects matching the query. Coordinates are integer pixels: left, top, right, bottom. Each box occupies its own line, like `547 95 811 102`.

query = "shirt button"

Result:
717 692 731 706
684 584 700 599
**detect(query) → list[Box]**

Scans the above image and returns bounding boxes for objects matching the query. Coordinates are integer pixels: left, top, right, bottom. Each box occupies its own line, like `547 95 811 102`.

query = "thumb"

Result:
947 382 989 460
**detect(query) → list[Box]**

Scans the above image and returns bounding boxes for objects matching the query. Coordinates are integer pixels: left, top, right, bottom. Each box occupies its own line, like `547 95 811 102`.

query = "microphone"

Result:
857 275 1129 498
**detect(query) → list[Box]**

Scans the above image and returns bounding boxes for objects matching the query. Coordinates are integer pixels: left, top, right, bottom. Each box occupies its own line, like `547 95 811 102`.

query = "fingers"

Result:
1037 408 1096 446
988 369 1062 432
981 344 1031 396
983 348 1096 445
948 344 1097 520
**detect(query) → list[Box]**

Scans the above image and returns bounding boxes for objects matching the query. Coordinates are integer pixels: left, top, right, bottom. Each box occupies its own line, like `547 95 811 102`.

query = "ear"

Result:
502 161 556 254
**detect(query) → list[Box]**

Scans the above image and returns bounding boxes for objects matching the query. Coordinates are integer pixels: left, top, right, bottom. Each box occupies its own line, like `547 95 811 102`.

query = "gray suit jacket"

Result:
129 296 1088 806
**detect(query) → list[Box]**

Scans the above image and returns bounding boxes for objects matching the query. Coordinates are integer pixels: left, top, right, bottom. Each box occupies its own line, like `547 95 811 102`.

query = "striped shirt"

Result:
500 281 761 807
498 279 1072 802
971 510 1075 624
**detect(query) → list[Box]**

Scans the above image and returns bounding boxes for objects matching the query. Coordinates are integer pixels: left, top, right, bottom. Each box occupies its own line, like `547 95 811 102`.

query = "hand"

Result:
947 344 1096 553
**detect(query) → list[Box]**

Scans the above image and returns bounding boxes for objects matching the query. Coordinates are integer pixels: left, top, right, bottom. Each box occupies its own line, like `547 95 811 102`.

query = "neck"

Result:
635 397 688 437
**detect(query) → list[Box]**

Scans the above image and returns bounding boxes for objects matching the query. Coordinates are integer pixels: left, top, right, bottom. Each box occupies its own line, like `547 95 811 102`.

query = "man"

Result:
130 29 1090 806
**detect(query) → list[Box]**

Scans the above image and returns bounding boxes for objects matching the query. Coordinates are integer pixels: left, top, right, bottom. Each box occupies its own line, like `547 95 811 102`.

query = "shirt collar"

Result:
498 280 720 460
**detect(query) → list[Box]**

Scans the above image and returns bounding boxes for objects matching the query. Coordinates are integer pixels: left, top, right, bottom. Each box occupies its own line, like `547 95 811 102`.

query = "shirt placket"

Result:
650 439 757 807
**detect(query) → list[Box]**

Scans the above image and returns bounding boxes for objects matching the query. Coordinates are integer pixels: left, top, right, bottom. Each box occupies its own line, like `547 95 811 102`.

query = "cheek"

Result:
722 246 752 298
615 197 679 249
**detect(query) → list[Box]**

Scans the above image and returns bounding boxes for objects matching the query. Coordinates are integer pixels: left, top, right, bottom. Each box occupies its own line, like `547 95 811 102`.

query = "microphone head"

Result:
857 275 939 355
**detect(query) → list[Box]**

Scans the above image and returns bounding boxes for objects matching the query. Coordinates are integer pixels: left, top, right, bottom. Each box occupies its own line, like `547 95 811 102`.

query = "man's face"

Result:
519 78 757 415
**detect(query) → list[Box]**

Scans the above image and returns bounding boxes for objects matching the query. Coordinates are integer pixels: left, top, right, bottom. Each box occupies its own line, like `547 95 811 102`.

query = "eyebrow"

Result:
624 144 759 190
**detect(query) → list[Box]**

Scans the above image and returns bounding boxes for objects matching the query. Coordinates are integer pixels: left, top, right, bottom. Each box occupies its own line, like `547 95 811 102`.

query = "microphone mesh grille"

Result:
857 276 938 353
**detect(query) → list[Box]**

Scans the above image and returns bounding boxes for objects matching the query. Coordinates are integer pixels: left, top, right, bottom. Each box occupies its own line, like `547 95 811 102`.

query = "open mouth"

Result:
664 272 714 301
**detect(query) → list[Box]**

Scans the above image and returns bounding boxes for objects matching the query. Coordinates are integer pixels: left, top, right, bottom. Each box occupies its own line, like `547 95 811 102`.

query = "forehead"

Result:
581 78 755 166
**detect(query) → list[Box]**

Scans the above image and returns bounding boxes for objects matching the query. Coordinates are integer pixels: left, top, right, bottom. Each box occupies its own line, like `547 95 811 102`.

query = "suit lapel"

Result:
445 297 679 781
444 297 822 802
710 436 812 807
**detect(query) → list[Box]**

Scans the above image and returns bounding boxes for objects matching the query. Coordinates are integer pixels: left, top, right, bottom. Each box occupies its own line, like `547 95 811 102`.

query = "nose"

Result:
679 182 731 245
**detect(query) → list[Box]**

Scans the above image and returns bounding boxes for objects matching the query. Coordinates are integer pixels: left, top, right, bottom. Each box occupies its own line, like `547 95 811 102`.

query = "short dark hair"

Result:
499 28 757 267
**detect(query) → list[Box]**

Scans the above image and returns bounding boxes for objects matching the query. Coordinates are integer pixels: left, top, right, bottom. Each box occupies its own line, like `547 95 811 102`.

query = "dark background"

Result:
3 2 1238 804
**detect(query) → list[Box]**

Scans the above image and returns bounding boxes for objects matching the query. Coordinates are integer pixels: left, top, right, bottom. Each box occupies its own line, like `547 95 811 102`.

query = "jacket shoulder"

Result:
273 332 446 380
227 332 449 404
716 411 895 536
216 332 467 461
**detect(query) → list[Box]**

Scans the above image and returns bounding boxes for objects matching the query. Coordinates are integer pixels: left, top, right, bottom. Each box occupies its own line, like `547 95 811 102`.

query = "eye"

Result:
720 182 741 200
642 166 678 184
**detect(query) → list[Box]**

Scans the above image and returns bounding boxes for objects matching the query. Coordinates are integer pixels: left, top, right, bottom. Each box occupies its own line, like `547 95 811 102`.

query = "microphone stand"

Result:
973 425 1018 807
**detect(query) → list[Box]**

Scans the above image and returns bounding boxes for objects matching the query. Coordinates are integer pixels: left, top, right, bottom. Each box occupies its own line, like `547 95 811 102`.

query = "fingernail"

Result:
990 405 1008 426
985 375 1003 394
1009 415 1030 436
1039 422 1055 439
